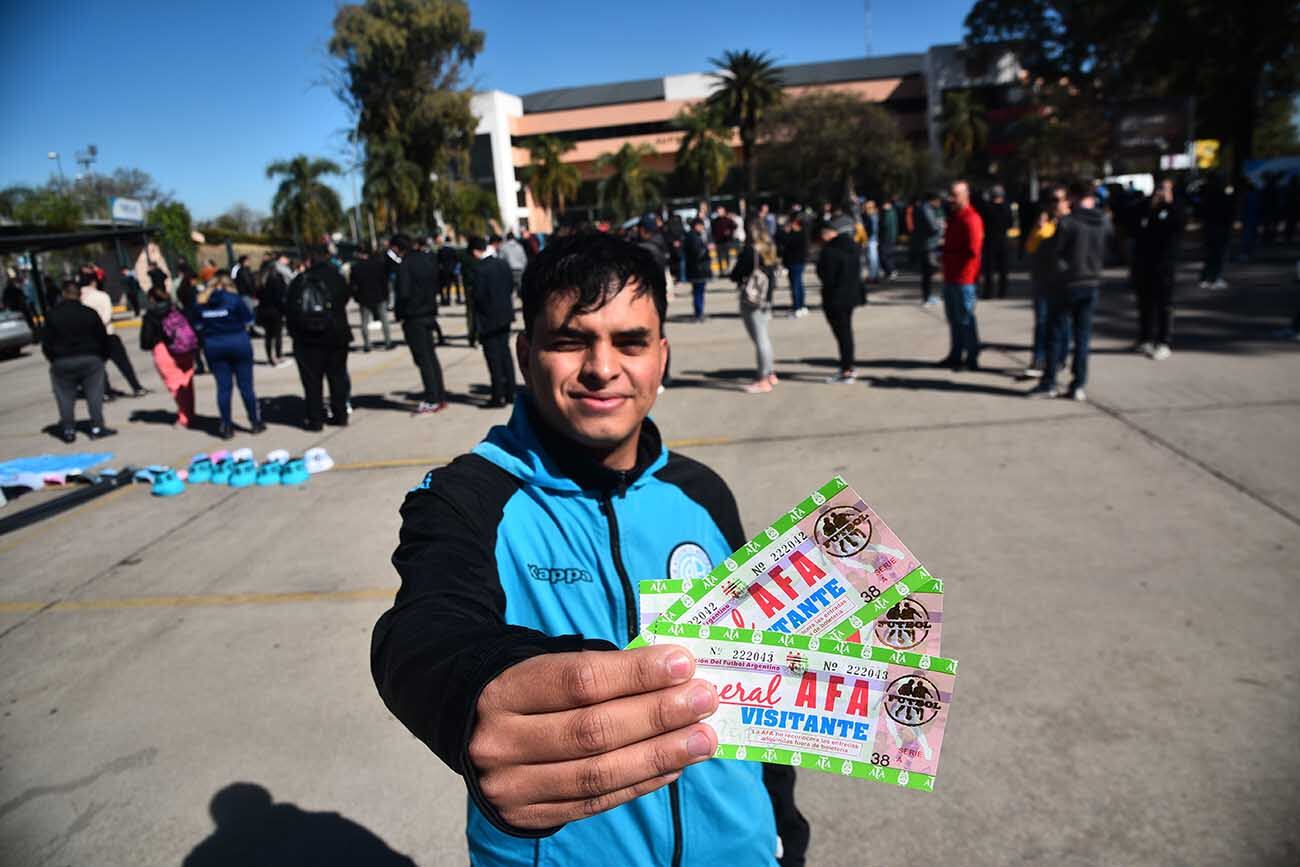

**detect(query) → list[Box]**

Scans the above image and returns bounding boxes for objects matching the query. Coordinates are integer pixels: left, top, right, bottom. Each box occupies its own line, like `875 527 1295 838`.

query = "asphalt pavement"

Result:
1 248 1298 866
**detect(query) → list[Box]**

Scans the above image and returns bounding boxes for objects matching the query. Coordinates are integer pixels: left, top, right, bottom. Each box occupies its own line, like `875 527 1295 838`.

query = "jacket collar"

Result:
525 397 664 494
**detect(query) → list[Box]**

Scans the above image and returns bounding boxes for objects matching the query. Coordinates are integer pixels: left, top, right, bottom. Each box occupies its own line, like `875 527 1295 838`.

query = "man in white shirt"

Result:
80 272 147 397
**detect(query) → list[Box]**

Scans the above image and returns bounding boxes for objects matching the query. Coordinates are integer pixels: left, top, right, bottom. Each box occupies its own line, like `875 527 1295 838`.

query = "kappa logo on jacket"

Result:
527 564 594 585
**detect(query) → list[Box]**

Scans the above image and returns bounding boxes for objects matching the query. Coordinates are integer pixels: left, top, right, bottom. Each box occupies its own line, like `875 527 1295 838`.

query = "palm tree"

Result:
938 90 989 175
362 140 421 233
595 143 661 220
672 103 734 204
265 155 344 249
522 135 581 224
707 49 784 201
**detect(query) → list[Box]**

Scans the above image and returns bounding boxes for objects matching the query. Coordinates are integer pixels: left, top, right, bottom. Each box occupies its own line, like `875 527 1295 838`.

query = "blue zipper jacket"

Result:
374 399 807 866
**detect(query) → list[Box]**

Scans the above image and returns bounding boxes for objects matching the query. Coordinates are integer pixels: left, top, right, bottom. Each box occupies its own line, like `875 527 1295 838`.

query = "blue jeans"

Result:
942 282 980 363
1031 290 1069 369
692 280 707 319
1043 287 1097 390
206 338 260 427
866 240 880 280
788 263 806 311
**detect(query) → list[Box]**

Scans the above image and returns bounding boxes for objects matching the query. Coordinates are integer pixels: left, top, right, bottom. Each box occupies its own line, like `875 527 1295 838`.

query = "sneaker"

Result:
255 463 283 486
59 428 76 444
250 421 267 435
1020 367 1043 379
924 296 940 306
228 459 257 488
413 401 448 415
1199 280 1211 289
1151 344 1172 361
346 400 353 416
280 458 310 486
218 423 234 440
88 426 117 440
187 457 214 484
151 469 186 497
1135 341 1154 355
275 358 293 369
1068 387 1087 402
795 307 809 318
131 387 150 398
825 372 857 384
1026 385 1058 399
657 384 665 395
210 459 233 485
1211 278 1228 290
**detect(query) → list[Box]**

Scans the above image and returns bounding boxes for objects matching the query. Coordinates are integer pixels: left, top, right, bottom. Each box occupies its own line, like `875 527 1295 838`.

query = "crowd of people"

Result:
9 168 1299 441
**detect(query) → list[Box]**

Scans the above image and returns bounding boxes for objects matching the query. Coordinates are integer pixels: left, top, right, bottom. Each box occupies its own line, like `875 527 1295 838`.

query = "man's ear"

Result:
516 332 531 387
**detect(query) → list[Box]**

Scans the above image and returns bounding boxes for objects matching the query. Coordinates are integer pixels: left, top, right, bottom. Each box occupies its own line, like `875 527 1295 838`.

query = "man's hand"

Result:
468 644 718 830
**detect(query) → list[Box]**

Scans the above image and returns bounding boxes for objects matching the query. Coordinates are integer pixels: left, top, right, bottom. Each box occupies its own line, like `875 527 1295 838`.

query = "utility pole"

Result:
47 151 67 189
864 0 872 57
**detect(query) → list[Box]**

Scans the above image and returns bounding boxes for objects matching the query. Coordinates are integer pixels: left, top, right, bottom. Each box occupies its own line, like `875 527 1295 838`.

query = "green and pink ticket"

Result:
641 620 956 790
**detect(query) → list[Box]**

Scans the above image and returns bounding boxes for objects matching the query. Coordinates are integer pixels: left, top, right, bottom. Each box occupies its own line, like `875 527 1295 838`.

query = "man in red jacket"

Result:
940 180 985 370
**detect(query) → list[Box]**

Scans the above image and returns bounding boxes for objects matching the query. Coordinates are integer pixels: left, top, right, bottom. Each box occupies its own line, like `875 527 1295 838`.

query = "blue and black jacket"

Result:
374 399 809 866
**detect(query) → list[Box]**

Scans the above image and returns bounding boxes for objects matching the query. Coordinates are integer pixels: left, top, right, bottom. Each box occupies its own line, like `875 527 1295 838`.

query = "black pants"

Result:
50 355 106 430
879 242 896 276
480 329 516 402
1043 287 1097 390
824 307 855 372
294 342 350 428
920 253 936 302
982 242 1009 299
1134 265 1174 346
402 316 446 404
106 333 143 392
262 314 284 363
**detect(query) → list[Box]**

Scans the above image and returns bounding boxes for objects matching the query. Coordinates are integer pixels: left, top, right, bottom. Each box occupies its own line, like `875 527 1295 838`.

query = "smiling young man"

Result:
373 233 808 866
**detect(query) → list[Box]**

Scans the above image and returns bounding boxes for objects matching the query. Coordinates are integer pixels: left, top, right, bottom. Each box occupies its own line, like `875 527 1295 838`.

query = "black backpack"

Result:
297 273 334 334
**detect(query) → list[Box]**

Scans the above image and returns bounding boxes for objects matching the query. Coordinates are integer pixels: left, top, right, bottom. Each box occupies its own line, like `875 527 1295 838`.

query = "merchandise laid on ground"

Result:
139 447 335 496
632 476 958 790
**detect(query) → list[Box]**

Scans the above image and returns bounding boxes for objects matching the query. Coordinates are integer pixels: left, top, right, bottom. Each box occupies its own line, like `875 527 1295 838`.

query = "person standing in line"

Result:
981 186 1013 299
499 232 529 294
665 213 686 284
350 246 393 352
915 192 944 306
780 213 809 317
392 234 448 415
817 215 862 383
256 253 291 367
175 261 207 374
436 237 462 306
467 235 516 408
139 282 197 428
79 271 147 398
731 221 779 394
711 205 737 271
878 199 899 280
1198 174 1234 290
231 255 256 299
1021 186 1070 379
758 202 776 238
862 200 881 283
119 265 144 317
684 217 712 322
197 275 264 439
1131 177 1184 360
940 180 985 371
287 251 352 430
43 279 114 442
1028 182 1109 401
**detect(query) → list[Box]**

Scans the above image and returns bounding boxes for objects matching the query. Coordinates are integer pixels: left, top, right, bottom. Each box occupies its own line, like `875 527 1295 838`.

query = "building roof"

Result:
519 51 929 114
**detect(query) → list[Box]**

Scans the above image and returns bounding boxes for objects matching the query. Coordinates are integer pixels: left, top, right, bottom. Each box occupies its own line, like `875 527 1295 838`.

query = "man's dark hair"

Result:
690 217 704 229
238 254 249 264
390 233 412 254
1067 180 1092 200
467 235 487 253
488 233 503 244
61 278 80 298
520 232 667 338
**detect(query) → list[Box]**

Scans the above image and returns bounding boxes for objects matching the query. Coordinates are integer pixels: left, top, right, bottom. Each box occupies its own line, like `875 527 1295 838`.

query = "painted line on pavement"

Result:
0 586 397 615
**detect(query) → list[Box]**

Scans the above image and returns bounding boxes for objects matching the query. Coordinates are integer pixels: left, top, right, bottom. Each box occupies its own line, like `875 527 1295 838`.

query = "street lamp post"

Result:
47 151 67 189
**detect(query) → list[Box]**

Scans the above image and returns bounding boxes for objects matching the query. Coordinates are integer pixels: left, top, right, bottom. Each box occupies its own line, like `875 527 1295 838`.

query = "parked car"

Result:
0 309 34 357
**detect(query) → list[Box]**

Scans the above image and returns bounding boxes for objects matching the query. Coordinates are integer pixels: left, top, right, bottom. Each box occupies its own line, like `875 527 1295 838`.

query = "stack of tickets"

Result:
630 476 957 791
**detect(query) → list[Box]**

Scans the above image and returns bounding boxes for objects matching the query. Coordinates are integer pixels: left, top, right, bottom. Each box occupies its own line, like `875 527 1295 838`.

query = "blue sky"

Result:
0 0 971 219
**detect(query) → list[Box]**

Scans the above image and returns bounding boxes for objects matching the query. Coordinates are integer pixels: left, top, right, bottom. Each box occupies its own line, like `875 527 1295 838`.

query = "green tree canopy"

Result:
672 103 735 203
758 91 912 205
707 49 784 200
330 0 483 223
595 143 661 220
363 139 422 232
521 136 581 222
937 90 989 175
151 201 196 263
439 181 499 237
266 156 344 248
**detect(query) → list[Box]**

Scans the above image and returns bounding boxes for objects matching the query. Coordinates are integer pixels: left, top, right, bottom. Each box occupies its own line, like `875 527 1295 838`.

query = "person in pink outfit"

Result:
139 281 197 427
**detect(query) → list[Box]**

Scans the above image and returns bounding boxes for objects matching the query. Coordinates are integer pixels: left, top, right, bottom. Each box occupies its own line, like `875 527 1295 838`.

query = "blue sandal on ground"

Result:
255 463 283 486
151 469 185 497
228 459 257 488
210 459 233 485
187 456 214 484
280 458 309 486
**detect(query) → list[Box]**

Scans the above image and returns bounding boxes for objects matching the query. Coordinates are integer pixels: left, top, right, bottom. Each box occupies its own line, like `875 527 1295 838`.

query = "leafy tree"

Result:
672 103 735 204
595 143 661 220
439 181 499 237
266 156 344 248
363 139 422 231
13 189 83 231
151 201 196 263
937 90 989 175
758 92 911 205
707 49 784 201
330 0 483 224
521 135 581 222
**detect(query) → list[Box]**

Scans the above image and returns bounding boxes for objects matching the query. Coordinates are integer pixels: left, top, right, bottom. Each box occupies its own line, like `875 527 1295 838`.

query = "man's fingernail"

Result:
666 652 692 679
688 686 715 715
686 730 713 757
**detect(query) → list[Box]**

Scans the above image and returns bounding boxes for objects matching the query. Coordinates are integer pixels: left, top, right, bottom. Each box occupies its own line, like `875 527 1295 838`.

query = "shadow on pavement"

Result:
127 408 226 438
182 782 417 867
866 375 1030 398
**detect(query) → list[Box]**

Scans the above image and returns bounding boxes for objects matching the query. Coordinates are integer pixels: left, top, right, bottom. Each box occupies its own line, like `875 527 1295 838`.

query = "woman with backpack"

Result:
139 282 198 428
730 220 780 394
197 275 264 439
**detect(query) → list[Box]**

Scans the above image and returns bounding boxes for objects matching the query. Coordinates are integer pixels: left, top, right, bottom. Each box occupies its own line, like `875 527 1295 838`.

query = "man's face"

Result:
1158 180 1174 202
949 183 968 208
517 282 667 455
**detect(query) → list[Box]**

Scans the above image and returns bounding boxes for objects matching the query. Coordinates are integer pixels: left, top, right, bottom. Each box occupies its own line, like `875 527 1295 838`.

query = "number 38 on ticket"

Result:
642 620 957 791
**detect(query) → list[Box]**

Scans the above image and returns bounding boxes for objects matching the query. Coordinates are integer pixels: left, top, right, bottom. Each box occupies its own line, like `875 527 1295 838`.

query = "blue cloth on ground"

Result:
0 453 114 487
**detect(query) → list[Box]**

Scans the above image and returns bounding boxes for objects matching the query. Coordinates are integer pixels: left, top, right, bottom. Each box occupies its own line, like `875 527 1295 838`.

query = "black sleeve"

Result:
654 452 810 865
94 315 111 359
373 454 606 839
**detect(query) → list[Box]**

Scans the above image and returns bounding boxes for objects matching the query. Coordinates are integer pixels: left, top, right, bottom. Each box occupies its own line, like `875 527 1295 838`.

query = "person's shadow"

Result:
182 782 418 867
